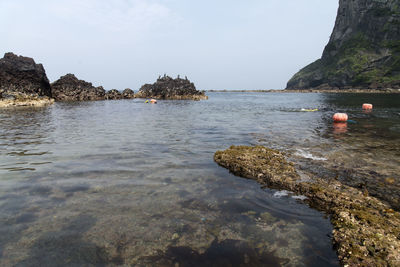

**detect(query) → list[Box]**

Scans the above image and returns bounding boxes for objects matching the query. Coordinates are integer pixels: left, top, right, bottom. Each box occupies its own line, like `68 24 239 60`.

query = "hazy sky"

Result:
0 0 338 90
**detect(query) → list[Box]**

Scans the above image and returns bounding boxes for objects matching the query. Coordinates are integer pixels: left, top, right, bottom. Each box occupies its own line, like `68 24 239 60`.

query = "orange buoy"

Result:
362 103 373 110
333 113 348 122
150 99 157 104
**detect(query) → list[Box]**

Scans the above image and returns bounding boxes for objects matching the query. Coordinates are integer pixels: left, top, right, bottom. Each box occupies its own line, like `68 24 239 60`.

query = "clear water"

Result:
0 92 399 266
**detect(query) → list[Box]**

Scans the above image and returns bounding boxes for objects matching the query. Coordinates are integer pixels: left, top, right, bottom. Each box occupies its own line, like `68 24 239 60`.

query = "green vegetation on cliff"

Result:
287 0 400 90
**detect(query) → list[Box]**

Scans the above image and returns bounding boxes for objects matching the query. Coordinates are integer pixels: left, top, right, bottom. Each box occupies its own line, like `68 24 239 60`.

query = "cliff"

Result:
136 75 208 100
287 0 400 90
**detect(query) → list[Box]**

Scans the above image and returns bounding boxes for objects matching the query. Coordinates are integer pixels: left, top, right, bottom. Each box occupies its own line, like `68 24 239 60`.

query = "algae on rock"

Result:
214 145 400 266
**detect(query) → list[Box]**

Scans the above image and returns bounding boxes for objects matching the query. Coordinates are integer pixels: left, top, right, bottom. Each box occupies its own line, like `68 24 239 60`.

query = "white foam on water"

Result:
273 190 289 198
294 149 327 161
292 195 308 201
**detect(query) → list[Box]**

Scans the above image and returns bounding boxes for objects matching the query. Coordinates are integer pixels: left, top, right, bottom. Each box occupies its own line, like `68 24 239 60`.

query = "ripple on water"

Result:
2 93 397 265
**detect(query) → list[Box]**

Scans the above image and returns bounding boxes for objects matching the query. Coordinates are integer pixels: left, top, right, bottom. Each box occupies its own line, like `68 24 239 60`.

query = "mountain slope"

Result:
287 0 400 90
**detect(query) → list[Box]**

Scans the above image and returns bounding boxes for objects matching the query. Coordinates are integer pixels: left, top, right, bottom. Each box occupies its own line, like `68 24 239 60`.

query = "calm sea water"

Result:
0 92 399 266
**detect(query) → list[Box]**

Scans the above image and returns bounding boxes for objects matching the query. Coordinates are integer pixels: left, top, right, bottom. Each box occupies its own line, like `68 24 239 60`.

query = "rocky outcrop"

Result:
215 145 400 266
0 52 52 97
287 0 400 90
51 74 106 101
105 89 123 100
122 88 135 99
136 75 208 100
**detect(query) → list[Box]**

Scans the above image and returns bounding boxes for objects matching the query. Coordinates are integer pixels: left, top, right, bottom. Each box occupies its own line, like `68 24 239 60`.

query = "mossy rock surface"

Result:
214 145 400 266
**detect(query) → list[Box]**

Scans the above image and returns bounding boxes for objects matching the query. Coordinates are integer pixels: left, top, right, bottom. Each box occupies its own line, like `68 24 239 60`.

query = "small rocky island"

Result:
51 74 106 101
287 0 400 91
0 52 54 107
52 74 136 101
0 52 136 105
136 75 208 100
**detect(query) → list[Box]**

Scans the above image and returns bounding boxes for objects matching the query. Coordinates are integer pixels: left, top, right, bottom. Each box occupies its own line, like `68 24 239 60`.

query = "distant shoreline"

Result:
207 89 400 93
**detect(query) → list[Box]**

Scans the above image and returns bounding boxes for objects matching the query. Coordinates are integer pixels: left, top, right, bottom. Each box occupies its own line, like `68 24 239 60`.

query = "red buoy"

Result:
333 113 348 122
362 103 373 110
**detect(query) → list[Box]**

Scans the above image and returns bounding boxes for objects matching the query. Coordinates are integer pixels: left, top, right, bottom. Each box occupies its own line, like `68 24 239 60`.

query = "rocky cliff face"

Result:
0 53 52 97
136 75 208 100
287 0 400 90
51 74 106 101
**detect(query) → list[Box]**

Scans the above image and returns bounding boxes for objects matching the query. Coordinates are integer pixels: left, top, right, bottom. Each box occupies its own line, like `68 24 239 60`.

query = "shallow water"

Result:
0 92 398 266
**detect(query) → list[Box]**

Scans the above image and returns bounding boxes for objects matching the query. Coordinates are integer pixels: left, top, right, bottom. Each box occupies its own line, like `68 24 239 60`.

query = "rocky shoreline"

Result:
0 53 207 106
214 145 400 266
0 93 54 108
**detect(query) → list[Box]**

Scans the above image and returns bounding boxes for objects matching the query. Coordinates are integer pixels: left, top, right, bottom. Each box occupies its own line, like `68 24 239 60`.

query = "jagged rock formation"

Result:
287 0 400 90
122 88 135 99
105 89 123 100
0 52 52 97
136 75 208 100
51 74 106 101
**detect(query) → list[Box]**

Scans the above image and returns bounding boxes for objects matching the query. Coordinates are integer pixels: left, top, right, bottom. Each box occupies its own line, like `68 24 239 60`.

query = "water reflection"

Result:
332 122 348 134
0 107 55 172
5 94 392 265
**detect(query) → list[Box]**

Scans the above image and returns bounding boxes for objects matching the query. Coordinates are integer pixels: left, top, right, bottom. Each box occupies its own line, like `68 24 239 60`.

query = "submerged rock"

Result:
136 75 208 100
0 52 52 97
287 0 400 90
106 89 123 100
122 88 135 99
214 145 400 266
51 74 106 101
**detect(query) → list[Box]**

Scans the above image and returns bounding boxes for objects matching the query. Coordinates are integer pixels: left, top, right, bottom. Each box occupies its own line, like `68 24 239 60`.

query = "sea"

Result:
0 92 399 266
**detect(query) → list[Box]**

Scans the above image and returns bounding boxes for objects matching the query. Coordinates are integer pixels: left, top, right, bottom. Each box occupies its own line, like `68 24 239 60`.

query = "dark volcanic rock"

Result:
122 88 135 99
51 74 106 101
287 0 400 90
0 52 51 97
105 89 123 100
136 75 208 100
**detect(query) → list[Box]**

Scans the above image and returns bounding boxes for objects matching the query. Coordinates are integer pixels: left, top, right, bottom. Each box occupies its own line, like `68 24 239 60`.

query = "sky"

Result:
0 0 338 90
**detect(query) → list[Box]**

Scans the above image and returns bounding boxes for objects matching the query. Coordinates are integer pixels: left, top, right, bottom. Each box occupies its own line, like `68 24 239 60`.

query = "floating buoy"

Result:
333 113 348 122
362 103 373 110
150 99 157 104
145 100 149 103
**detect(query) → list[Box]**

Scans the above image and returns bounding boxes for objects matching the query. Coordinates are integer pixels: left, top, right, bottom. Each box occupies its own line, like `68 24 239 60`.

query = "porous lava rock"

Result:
0 52 52 97
122 88 135 99
51 74 106 101
215 145 400 266
136 75 208 100
106 89 123 100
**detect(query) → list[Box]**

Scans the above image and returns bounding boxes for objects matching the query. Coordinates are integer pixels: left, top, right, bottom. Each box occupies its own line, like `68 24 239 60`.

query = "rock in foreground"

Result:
136 75 208 100
0 52 52 97
215 145 400 266
51 74 106 101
